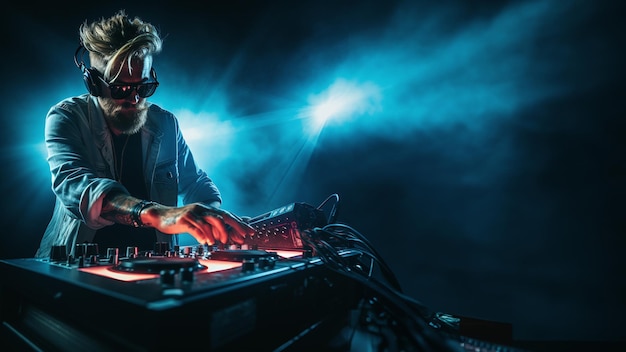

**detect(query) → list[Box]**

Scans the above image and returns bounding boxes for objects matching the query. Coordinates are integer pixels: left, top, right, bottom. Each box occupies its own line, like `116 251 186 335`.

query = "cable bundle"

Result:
300 223 461 351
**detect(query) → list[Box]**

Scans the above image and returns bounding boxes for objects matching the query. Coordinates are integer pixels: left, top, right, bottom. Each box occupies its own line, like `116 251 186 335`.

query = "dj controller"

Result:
0 245 364 351
0 201 528 351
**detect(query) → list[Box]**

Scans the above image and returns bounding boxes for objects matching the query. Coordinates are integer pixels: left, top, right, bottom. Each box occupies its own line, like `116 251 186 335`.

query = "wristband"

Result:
131 200 157 228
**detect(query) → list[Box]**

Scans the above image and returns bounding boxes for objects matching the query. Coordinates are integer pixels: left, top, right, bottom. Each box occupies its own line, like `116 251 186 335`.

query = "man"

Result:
35 10 254 258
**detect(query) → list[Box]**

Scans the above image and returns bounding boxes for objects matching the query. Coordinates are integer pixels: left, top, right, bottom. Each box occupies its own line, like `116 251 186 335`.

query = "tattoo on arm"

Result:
101 192 139 226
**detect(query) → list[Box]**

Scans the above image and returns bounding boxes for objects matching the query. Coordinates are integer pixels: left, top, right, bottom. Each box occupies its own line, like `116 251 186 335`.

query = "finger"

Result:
202 213 249 245
220 211 256 236
227 224 246 244
198 205 255 237
185 213 217 245
211 225 228 246
201 214 229 244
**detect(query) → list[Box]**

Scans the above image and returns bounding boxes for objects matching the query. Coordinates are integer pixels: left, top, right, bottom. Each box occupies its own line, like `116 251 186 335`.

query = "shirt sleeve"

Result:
45 99 128 229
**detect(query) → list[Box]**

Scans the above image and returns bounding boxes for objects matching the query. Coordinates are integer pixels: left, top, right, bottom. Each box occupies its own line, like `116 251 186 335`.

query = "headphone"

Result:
74 44 104 96
73 44 158 97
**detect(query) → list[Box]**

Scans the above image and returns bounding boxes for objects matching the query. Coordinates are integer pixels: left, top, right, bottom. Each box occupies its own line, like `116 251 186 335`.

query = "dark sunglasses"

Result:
98 76 159 99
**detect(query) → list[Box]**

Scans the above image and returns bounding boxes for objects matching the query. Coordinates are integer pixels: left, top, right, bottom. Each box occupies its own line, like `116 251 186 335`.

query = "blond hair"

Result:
79 10 162 81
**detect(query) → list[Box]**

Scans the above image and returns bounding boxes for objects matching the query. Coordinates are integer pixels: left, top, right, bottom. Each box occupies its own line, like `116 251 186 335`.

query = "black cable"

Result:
320 254 459 351
299 225 454 350
319 224 404 293
316 193 340 224
316 193 339 209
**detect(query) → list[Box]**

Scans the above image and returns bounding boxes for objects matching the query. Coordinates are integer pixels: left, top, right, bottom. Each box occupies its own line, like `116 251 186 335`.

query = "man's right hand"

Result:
141 203 256 246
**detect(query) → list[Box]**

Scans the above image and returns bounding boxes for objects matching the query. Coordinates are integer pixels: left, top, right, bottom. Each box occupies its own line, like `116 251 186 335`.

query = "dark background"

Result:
1 0 625 343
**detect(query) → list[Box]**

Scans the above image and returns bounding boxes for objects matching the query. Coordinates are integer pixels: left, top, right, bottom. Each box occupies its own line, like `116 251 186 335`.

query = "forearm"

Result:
100 191 144 226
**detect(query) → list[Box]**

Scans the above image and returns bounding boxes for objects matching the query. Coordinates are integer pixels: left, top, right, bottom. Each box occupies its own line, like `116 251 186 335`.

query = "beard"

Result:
101 99 149 135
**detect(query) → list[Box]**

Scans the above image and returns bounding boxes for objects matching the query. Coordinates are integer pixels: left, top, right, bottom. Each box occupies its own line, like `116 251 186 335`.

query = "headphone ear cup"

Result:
82 67 102 97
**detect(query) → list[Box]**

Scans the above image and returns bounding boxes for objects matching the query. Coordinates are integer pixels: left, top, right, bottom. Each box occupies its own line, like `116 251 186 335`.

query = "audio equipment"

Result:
245 202 328 251
74 44 103 97
0 246 361 351
1 200 527 351
0 247 527 352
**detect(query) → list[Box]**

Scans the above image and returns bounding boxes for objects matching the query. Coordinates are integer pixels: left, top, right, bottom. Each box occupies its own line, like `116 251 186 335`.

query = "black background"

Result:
1 0 625 342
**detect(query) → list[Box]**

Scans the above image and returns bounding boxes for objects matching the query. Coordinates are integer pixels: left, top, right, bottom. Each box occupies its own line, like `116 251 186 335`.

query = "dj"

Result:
35 10 254 258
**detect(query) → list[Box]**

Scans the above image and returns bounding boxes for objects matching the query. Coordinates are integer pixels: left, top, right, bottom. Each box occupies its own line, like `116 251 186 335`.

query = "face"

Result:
98 56 154 135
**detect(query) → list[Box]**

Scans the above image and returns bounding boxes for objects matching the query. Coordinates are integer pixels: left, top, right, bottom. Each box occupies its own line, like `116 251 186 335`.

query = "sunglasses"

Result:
98 76 159 99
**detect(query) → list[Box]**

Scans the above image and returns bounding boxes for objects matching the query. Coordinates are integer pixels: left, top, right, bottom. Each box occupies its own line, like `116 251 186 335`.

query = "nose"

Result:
125 89 140 104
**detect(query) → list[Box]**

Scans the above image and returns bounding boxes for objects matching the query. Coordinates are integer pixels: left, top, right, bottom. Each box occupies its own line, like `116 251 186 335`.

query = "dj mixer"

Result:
0 200 528 351
0 245 363 351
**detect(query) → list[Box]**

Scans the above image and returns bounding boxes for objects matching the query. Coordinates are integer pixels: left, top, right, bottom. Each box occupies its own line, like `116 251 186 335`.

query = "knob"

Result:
183 246 191 256
181 266 195 283
154 242 169 255
260 257 277 269
49 245 67 263
126 246 138 258
241 259 256 273
75 244 85 258
258 257 269 269
107 248 119 265
84 243 99 257
160 269 176 286
74 243 99 258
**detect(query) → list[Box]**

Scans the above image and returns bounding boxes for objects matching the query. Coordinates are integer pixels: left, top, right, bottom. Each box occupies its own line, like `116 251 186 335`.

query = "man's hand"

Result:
141 203 255 246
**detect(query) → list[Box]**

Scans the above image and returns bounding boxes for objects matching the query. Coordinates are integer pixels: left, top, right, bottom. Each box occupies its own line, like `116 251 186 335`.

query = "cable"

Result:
314 224 402 292
299 224 461 351
316 193 339 209
316 193 340 224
